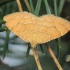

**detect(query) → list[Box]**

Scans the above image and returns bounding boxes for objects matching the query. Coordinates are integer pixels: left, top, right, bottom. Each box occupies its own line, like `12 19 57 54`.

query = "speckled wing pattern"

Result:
3 11 70 47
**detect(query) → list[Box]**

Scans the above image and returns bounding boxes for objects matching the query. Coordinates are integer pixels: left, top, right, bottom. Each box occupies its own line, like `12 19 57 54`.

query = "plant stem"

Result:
16 0 23 11
24 0 31 12
46 43 63 70
32 48 42 70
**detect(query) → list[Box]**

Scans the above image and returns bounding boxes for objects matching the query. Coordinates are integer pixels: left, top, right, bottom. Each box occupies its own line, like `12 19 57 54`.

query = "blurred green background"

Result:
0 0 70 70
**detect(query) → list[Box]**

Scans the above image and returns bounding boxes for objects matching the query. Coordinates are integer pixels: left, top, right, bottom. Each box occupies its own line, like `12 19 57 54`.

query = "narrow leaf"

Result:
29 0 34 14
0 28 7 32
3 29 10 59
54 0 58 16
56 38 61 61
58 0 65 16
43 0 51 14
40 44 45 55
0 19 6 24
0 0 15 6
34 0 42 16
25 43 31 58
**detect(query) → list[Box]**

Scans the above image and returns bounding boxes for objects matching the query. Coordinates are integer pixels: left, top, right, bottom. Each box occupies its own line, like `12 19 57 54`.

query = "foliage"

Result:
0 0 70 70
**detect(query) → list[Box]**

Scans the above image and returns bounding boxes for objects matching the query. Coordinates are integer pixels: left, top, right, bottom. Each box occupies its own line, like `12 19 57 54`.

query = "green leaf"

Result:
0 1 17 19
40 44 45 55
25 43 31 59
43 0 51 14
56 38 61 61
0 19 6 24
0 28 7 32
3 29 10 59
0 0 15 6
0 19 5 27
54 0 58 16
29 0 34 14
58 0 65 16
34 0 42 16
